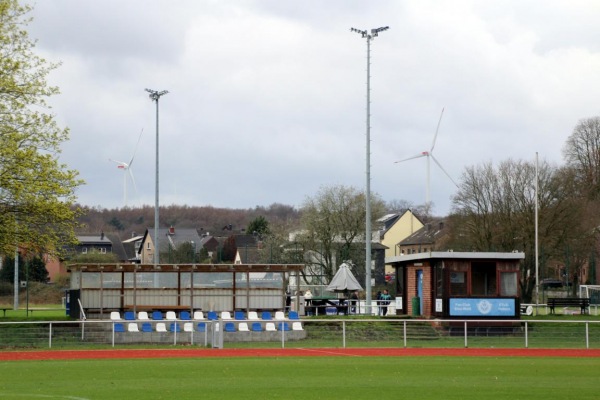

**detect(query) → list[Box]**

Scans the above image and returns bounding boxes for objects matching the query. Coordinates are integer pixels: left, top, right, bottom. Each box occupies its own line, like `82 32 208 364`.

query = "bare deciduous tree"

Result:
449 159 594 301
295 185 386 283
563 116 600 198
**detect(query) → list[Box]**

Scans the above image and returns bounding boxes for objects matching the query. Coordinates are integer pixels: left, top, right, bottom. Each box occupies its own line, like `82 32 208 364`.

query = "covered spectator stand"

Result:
67 263 305 319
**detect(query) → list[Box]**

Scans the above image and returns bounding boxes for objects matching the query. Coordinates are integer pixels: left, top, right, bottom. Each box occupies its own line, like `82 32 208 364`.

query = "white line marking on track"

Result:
0 394 90 400
295 348 363 357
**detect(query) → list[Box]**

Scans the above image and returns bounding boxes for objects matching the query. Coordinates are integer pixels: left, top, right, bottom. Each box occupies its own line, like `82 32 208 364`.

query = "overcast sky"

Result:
26 0 600 216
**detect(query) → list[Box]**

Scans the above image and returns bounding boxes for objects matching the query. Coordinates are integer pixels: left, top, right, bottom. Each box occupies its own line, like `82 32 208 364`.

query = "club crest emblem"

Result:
477 300 492 314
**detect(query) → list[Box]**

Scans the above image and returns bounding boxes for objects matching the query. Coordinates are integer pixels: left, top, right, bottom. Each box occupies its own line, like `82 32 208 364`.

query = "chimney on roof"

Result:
439 222 444 230
168 226 175 235
131 231 136 238
100 231 104 240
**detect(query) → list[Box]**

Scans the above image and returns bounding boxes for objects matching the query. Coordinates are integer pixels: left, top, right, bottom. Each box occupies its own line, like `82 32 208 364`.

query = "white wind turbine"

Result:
110 129 143 206
395 108 458 207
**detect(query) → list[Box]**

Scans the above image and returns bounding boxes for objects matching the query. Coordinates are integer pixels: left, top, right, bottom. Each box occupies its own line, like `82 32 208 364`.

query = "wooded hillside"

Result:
75 203 301 238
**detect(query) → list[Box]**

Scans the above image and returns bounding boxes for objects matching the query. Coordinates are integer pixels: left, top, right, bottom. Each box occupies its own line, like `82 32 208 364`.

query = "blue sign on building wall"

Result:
449 298 516 317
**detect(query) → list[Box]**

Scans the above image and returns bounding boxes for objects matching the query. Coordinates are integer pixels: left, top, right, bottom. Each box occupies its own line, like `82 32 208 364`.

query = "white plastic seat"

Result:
274 311 286 320
265 322 276 332
183 322 194 332
156 322 167 332
127 323 139 332
238 322 250 332
165 311 177 320
193 311 205 320
247 311 259 320
138 311 149 320
110 311 121 321
292 322 304 331
221 311 232 320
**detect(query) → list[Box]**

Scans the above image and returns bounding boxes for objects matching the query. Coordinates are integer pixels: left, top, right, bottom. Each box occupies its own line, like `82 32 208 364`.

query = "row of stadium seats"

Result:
113 321 304 333
110 310 300 322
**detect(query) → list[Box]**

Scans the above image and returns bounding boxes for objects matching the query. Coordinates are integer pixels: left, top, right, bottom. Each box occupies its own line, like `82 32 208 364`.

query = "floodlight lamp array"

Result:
351 26 389 40
145 88 169 102
371 26 389 37
350 27 367 38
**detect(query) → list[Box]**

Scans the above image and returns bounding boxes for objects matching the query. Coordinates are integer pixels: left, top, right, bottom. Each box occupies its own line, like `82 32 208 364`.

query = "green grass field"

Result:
0 356 598 399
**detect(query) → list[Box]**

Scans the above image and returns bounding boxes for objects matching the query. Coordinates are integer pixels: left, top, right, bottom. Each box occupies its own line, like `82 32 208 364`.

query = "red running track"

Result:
1 347 599 361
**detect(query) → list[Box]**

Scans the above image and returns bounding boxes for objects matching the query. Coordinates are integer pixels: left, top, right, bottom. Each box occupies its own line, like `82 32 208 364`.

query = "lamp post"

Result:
351 26 389 315
145 88 169 266
535 152 539 315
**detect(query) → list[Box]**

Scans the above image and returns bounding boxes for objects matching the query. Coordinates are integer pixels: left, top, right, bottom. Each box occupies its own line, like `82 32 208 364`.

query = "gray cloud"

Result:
24 0 600 215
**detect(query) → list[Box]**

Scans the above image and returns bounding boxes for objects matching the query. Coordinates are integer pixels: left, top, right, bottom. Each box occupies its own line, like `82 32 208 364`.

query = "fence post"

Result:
343 321 346 348
525 321 528 348
403 320 407 348
49 322 52 349
464 321 468 348
586 322 589 349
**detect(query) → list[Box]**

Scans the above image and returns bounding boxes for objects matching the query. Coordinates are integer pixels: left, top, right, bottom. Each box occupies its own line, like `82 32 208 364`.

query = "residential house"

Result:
199 234 220 261
72 232 113 257
121 233 144 263
138 226 203 264
233 234 260 264
397 220 448 256
378 210 424 273
43 255 65 283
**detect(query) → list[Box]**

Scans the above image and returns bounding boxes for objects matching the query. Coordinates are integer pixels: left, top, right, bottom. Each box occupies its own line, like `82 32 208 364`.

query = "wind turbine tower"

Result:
395 108 458 207
110 128 143 206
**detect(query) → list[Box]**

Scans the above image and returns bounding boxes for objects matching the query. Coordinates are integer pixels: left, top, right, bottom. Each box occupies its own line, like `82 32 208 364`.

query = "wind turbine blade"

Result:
394 152 427 163
430 107 445 153
431 154 458 187
128 128 144 166
128 168 138 196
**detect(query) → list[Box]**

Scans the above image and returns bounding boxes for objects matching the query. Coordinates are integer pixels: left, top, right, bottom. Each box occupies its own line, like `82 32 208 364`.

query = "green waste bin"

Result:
411 297 420 316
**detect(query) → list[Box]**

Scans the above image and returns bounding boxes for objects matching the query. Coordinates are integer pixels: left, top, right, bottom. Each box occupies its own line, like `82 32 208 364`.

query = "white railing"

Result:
1 318 600 350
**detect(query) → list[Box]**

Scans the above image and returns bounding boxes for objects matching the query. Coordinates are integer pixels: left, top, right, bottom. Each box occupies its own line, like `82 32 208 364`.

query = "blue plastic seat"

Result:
251 322 263 332
234 311 245 320
141 322 152 333
278 322 291 331
197 322 206 332
288 311 299 320
114 323 125 332
152 311 163 320
180 311 191 320
169 323 182 333
224 322 236 332
207 311 218 321
124 311 135 321
261 311 272 320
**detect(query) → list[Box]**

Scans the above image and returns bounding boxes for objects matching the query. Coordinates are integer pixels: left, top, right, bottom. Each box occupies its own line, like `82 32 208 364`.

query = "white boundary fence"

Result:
1 318 600 350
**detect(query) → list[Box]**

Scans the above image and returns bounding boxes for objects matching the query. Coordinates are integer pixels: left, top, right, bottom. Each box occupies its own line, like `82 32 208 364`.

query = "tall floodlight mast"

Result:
350 26 389 315
145 88 169 266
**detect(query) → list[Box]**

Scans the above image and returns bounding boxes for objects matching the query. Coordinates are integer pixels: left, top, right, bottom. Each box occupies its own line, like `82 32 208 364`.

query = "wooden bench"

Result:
548 298 590 314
